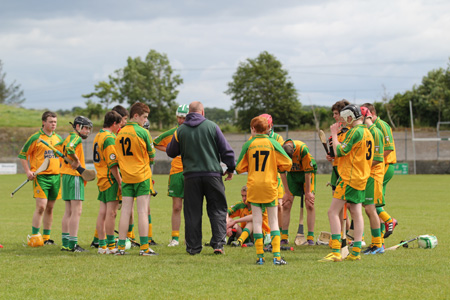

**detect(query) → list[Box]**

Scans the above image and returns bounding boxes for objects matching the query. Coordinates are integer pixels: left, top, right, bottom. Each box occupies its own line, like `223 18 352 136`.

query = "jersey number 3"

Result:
366 140 372 160
119 137 134 156
253 150 269 171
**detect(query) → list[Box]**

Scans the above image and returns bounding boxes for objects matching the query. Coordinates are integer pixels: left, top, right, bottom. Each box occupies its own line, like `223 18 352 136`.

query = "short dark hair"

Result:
361 103 376 115
42 111 57 122
103 111 122 128
331 99 350 113
282 143 294 158
130 102 150 119
111 105 129 118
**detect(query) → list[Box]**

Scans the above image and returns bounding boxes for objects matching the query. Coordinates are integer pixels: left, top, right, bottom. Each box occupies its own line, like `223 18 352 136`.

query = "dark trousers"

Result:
184 176 228 254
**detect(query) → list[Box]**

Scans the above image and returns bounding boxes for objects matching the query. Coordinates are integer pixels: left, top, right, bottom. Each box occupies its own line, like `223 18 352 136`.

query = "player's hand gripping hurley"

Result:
38 138 96 181
11 158 50 197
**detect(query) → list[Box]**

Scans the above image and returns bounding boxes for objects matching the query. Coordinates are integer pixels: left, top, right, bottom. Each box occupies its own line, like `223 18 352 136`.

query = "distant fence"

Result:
3 129 450 175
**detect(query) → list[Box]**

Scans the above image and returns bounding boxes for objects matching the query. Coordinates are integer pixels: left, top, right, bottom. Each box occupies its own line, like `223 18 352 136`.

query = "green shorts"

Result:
250 199 277 208
168 172 184 198
382 164 395 202
62 174 85 201
97 181 120 203
333 178 365 204
287 172 305 196
122 179 150 198
34 174 61 200
363 176 383 206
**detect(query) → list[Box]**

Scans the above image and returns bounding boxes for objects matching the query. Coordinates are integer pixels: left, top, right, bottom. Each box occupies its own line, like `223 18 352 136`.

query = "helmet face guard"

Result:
340 104 362 125
71 116 93 139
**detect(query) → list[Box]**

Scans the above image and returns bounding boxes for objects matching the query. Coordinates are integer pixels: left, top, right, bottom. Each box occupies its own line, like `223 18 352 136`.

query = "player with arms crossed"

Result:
58 116 93 252
19 111 62 246
236 116 292 265
320 104 373 262
153 104 188 246
281 139 317 245
93 111 123 254
361 103 398 238
115 102 157 256
359 106 385 254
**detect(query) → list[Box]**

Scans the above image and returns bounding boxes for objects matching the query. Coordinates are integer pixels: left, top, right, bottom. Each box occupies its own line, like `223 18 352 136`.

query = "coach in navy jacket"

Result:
167 101 235 255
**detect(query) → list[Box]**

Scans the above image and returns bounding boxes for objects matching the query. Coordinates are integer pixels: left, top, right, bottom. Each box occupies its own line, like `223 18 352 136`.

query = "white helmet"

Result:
176 104 189 118
340 104 362 125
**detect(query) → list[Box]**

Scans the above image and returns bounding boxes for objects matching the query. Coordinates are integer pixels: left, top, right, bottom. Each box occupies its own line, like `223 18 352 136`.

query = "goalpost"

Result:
409 101 450 174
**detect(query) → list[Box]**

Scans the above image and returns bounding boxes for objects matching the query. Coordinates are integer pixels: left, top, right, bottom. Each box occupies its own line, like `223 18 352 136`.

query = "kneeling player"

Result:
236 116 292 265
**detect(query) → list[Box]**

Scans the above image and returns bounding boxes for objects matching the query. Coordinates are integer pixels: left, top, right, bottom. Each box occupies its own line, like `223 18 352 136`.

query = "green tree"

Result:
204 107 234 125
388 63 450 127
0 60 25 106
82 80 119 109
225 51 302 130
84 50 183 129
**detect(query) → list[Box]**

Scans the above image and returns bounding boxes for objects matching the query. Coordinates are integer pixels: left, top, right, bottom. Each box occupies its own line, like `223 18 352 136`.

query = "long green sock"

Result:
107 235 115 248
351 241 362 257
62 233 69 248
69 236 78 249
32 226 40 235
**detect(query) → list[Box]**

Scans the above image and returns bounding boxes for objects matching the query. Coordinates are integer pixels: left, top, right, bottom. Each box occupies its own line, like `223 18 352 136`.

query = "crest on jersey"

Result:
110 153 116 160
385 136 390 143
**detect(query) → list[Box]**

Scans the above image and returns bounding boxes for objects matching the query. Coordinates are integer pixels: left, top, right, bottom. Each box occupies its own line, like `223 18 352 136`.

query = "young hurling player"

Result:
282 139 317 245
93 111 123 254
115 102 157 256
153 104 188 246
90 105 132 248
320 104 373 262
360 106 385 255
58 116 93 252
236 116 292 265
226 186 270 247
19 111 62 246
259 114 286 233
361 103 398 238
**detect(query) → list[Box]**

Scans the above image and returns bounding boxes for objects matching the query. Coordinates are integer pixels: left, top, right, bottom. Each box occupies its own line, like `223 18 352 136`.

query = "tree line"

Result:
2 53 450 131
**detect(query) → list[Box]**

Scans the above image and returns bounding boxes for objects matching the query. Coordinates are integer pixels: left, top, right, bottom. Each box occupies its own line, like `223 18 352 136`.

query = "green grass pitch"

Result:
0 174 449 299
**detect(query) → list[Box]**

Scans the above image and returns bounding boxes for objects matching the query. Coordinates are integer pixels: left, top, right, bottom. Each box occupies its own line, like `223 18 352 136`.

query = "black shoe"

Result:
72 244 87 252
384 219 398 239
90 241 99 248
148 240 158 246
44 239 55 245
214 248 224 255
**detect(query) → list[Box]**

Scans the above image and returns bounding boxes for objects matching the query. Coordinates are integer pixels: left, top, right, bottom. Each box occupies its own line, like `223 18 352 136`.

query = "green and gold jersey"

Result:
236 134 292 204
115 122 155 184
368 124 385 183
269 130 284 146
374 118 397 164
285 139 317 174
336 124 373 190
18 129 62 175
58 132 85 177
153 126 183 175
93 129 118 192
332 127 348 167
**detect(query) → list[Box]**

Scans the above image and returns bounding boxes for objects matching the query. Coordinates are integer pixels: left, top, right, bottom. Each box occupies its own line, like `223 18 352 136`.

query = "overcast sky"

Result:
1 0 449 111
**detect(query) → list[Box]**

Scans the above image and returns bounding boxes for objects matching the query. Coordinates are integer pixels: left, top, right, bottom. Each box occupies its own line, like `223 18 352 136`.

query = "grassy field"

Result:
0 174 449 299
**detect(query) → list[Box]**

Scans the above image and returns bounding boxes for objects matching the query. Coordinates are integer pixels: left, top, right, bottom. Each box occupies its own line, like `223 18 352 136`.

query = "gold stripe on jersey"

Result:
58 132 85 176
332 127 348 167
115 122 155 184
368 124 385 183
18 129 62 175
374 118 397 164
336 125 373 190
93 129 119 192
228 201 270 233
236 134 292 204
